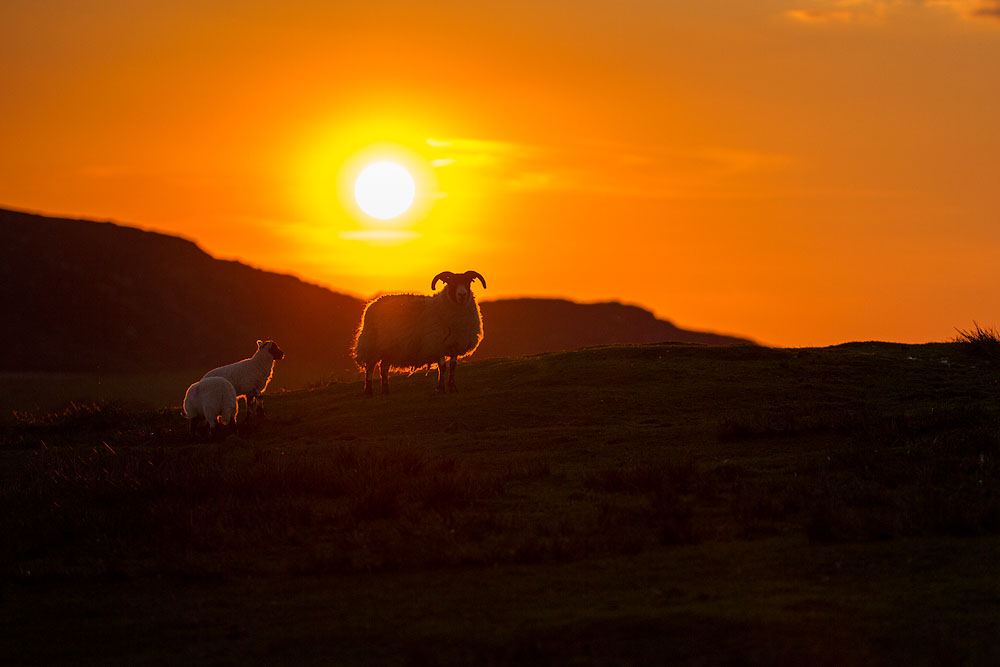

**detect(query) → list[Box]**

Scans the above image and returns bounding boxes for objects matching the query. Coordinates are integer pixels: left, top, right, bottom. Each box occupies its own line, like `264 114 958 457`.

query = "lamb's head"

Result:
432 270 486 306
256 339 285 361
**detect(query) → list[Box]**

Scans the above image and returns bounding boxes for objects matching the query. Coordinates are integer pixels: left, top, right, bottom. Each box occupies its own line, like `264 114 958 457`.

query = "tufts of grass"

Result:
717 410 805 441
584 460 700 545
624 405 1000 544
805 419 1000 543
717 404 992 443
1 400 188 450
729 476 807 539
0 442 508 576
955 321 1000 362
584 460 695 496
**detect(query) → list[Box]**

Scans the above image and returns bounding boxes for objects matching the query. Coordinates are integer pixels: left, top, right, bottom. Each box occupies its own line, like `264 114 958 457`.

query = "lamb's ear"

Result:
257 340 264 348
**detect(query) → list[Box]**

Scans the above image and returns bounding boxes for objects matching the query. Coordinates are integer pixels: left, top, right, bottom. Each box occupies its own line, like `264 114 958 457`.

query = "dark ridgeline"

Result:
0 207 364 388
0 207 752 388
476 299 749 357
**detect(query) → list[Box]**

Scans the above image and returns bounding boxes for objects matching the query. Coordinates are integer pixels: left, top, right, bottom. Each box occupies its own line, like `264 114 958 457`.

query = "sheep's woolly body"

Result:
183 376 238 427
203 341 282 402
353 292 483 371
351 270 486 396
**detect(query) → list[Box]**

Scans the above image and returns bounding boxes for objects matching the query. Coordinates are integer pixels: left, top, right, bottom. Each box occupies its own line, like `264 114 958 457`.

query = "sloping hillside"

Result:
1 208 363 388
0 207 750 393
2 342 999 664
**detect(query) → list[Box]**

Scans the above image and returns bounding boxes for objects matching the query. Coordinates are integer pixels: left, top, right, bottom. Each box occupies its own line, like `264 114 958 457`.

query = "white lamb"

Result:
203 339 284 417
183 376 239 440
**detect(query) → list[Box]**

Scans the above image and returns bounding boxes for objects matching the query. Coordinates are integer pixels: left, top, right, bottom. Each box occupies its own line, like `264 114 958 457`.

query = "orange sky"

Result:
2 0 999 346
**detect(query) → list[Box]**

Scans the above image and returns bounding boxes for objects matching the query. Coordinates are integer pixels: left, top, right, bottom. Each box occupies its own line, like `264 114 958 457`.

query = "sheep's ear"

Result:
257 340 264 348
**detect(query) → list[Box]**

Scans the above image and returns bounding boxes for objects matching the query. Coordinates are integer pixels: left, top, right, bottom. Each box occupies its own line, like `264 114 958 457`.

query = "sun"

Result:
354 161 416 220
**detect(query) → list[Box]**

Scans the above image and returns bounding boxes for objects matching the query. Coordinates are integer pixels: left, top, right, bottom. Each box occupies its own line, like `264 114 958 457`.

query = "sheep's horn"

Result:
431 271 455 290
463 271 486 289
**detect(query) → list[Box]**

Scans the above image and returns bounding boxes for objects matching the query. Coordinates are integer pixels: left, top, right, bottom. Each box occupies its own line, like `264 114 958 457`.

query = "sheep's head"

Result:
257 339 285 361
432 270 486 306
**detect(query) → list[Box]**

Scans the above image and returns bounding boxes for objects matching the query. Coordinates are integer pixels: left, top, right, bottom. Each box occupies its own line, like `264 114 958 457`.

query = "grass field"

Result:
0 369 208 420
2 342 999 664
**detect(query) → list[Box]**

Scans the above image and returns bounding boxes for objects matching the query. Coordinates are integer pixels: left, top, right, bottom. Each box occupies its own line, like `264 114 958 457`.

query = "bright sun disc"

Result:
354 161 416 220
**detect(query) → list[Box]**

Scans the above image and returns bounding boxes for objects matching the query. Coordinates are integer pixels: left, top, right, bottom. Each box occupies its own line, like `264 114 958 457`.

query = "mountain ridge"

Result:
0 207 752 389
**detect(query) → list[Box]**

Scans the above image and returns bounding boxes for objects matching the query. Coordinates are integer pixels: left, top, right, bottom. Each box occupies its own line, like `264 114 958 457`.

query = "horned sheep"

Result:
183 376 239 440
203 339 284 417
352 270 486 396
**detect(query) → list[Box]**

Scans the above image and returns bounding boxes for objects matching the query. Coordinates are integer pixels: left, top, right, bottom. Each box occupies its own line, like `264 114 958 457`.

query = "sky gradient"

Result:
2 0 999 346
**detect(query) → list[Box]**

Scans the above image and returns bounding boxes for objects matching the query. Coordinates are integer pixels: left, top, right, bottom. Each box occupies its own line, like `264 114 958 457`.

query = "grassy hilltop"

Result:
2 342 1000 664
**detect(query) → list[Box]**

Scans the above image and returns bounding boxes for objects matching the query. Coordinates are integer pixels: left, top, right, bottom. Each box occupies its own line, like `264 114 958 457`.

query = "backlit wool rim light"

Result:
353 161 416 220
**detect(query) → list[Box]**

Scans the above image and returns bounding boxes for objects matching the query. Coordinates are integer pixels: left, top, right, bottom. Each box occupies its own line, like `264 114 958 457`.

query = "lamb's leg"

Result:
436 356 448 393
230 414 239 437
447 356 458 392
363 363 374 397
379 360 390 395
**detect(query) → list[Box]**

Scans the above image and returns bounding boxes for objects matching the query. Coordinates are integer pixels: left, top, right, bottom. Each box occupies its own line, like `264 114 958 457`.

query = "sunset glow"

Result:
2 2 999 345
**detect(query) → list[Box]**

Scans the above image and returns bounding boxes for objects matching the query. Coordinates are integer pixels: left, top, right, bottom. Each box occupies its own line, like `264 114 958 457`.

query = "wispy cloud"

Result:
338 229 420 243
927 0 1000 20
785 0 903 24
786 8 861 23
425 137 794 200
786 0 1000 24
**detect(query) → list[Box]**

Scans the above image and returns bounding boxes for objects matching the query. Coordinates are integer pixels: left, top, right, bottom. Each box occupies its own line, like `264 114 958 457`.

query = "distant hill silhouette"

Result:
476 299 748 357
0 207 751 388
1 208 363 388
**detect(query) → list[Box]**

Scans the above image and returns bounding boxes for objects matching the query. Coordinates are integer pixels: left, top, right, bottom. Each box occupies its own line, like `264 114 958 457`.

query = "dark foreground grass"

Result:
2 342 1000 664
956 321 1000 363
1 439 514 576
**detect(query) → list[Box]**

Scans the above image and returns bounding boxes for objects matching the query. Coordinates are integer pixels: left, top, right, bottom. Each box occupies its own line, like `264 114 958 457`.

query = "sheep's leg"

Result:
230 414 239 437
254 390 265 417
379 360 390 395
238 396 250 420
189 415 203 436
363 363 374 397
210 416 223 442
447 356 458 392
436 356 448 393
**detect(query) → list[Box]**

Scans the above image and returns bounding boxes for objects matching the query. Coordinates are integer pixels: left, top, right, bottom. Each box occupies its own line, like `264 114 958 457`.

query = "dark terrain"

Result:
2 342 998 664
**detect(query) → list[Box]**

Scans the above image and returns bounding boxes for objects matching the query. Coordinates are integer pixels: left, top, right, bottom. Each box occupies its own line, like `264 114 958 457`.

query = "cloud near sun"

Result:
430 137 792 201
785 0 1000 24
